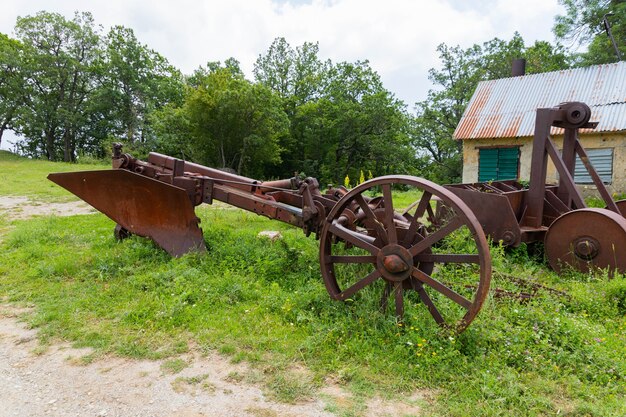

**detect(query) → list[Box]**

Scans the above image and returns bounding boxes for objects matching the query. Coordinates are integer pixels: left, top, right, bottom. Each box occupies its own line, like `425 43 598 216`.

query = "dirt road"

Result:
0 308 336 417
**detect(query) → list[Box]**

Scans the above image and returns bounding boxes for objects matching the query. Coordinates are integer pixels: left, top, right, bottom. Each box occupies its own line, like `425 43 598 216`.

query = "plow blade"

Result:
48 169 206 256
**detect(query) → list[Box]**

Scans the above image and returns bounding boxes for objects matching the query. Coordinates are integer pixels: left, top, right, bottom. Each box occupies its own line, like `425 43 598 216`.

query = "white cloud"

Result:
0 0 562 107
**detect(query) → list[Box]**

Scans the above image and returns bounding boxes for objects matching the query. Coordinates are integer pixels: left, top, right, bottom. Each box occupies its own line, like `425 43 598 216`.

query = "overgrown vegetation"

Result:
1 153 625 416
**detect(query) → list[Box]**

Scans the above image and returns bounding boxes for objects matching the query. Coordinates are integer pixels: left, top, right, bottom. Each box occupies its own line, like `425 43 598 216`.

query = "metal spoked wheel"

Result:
319 175 492 333
545 208 626 276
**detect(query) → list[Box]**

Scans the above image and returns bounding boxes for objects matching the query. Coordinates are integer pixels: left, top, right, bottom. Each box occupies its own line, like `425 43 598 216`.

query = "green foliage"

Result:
3 13 575 189
254 38 415 184
0 33 25 147
14 11 102 161
554 0 626 65
180 63 289 177
98 25 184 148
3 12 184 162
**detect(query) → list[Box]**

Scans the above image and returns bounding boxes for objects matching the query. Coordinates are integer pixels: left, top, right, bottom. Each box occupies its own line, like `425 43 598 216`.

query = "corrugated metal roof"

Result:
454 61 626 140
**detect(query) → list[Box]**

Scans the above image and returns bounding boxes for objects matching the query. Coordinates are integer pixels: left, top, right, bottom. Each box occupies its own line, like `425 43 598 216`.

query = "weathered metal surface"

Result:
454 61 626 140
545 208 626 275
446 101 626 275
443 185 522 246
48 170 206 256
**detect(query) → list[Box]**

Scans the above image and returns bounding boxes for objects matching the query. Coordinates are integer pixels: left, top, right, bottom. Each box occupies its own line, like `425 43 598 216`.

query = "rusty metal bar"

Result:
574 141 620 213
521 109 552 228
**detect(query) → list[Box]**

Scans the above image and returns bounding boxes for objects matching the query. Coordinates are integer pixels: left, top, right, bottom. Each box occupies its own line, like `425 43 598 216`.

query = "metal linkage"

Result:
49 145 493 332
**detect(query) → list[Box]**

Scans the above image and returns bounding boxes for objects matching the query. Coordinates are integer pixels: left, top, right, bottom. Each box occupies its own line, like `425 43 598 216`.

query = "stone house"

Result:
454 61 626 194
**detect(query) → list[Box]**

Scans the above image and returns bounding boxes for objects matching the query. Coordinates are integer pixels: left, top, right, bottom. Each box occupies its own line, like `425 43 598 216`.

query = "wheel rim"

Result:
545 208 626 275
319 175 491 332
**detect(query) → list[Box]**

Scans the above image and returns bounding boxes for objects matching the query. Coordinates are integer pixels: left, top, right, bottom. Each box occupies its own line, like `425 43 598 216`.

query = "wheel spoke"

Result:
403 192 432 246
411 268 472 309
382 184 397 244
426 204 437 224
329 255 377 264
354 194 388 245
414 253 480 264
329 221 380 255
394 282 404 317
408 216 463 257
337 269 382 300
414 282 445 324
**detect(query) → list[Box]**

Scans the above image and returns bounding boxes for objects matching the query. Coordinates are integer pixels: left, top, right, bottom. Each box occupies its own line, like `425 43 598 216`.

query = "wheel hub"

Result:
383 254 410 273
573 236 599 260
377 244 413 282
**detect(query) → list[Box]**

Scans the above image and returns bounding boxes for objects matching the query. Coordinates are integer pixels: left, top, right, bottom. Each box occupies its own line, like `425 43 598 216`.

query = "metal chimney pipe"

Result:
512 58 526 77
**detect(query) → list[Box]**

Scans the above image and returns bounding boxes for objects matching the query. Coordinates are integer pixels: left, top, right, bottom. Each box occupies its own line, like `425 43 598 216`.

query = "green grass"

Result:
0 150 109 201
1 151 626 416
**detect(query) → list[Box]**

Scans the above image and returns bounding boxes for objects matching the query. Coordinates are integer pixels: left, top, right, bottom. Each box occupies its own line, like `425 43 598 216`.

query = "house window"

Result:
478 147 520 182
574 148 613 184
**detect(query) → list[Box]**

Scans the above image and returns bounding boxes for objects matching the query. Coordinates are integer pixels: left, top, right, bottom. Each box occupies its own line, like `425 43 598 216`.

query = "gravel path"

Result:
0 309 334 417
0 196 96 220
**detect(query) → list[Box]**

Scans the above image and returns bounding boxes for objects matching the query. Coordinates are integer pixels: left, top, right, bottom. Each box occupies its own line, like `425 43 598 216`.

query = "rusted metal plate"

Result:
545 208 626 275
48 170 206 256
444 186 522 247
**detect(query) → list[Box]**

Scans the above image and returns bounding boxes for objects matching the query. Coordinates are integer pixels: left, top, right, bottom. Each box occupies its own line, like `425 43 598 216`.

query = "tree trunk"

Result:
1 113 14 150
45 129 56 161
220 142 226 168
63 129 72 162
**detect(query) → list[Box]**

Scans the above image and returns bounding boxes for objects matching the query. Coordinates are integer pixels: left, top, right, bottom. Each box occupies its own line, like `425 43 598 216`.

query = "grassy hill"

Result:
1 152 625 416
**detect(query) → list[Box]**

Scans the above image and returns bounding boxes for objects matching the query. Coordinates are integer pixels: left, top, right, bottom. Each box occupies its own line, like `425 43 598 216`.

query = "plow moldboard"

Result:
48 170 206 256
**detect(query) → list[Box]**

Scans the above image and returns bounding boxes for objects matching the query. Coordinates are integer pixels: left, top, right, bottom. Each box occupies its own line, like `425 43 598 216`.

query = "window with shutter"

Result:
478 147 520 182
574 148 613 184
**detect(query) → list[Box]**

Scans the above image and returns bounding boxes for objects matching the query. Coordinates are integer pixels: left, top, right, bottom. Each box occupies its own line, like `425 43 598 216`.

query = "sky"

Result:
0 0 565 150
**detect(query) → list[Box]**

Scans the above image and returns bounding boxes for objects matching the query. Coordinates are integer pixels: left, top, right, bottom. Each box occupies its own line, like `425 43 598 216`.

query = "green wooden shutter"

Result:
478 148 499 182
478 147 519 182
497 147 519 180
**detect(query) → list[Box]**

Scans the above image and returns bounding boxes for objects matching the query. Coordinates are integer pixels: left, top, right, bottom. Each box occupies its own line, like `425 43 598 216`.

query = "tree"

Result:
314 61 413 183
183 63 289 177
0 33 25 147
554 0 626 64
412 33 571 183
254 38 411 184
254 38 330 177
15 11 102 161
99 26 184 147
